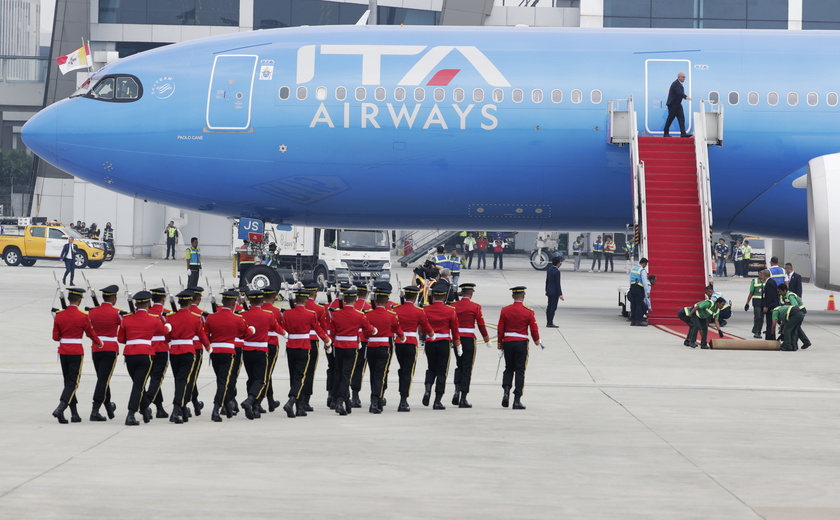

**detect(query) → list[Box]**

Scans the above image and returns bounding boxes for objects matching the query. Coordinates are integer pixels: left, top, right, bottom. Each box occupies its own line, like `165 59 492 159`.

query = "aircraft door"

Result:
206 54 259 131
644 59 691 135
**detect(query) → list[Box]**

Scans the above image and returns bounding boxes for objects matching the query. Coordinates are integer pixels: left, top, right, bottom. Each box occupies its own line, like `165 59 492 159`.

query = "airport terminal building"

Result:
1 0 836 256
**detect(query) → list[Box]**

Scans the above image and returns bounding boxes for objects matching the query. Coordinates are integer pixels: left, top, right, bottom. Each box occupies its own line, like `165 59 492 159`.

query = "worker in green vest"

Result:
677 297 725 349
744 275 764 338
163 220 179 259
770 302 810 351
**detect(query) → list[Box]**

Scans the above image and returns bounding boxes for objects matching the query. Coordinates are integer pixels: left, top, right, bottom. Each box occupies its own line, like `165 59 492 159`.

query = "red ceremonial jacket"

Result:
53 305 100 356
394 301 434 346
87 302 121 353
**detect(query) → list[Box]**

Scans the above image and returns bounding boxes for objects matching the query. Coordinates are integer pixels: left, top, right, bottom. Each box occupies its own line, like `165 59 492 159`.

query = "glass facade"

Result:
604 0 788 29
254 0 439 29
99 0 240 26
803 0 840 29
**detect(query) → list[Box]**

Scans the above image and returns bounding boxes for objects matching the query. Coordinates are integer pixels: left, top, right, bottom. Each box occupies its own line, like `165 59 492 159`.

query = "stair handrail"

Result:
694 100 715 282
625 97 648 260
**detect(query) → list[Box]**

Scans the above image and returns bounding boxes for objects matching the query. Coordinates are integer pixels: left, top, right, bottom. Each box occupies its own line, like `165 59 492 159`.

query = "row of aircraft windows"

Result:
709 90 839 107
278 86 604 105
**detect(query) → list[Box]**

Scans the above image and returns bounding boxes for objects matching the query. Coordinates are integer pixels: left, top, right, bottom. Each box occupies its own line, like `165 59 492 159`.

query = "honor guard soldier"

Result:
325 282 351 408
282 288 331 417
185 287 208 417
497 286 540 410
451 283 490 408
166 289 209 423
261 286 285 412
239 290 284 419
422 282 461 410
372 281 398 407
393 286 436 412
329 289 377 415
87 285 122 421
349 285 373 408
147 288 171 419
303 282 330 412
119 290 170 425
206 290 254 421
52 288 102 424
364 287 406 413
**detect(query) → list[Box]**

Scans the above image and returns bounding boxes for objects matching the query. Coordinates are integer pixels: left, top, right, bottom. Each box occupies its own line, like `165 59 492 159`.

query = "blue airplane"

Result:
22 26 834 242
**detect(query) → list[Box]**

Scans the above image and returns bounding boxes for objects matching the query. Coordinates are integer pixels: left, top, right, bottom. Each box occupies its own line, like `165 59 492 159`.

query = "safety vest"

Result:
782 292 806 311
694 300 716 319
750 278 764 301
772 305 795 322
743 245 751 259
572 241 583 253
434 254 448 269
733 246 744 260
593 241 603 253
715 244 728 258
187 246 201 266
166 227 178 239
604 242 616 254
629 265 645 286
769 266 785 285
449 255 462 275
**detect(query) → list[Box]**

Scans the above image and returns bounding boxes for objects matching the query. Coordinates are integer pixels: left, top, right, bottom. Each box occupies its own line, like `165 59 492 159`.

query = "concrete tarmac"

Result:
1 255 839 519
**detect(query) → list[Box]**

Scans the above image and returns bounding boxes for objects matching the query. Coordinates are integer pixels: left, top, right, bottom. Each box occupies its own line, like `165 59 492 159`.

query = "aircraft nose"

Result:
22 105 58 162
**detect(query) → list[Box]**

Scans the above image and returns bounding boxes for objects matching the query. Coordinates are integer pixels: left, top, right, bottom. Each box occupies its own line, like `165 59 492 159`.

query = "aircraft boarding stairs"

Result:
608 98 724 326
399 229 463 267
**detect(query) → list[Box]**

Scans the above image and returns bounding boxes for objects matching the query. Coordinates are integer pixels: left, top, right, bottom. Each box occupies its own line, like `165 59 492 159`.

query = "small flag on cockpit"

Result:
56 44 91 75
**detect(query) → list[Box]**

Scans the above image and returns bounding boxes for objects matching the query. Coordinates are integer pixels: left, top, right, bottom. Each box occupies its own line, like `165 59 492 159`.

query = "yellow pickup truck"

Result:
0 221 111 268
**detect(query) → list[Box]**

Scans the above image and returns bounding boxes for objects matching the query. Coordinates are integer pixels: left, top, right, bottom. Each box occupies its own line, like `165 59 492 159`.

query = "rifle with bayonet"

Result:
396 274 405 305
139 273 147 291
205 276 218 313
121 275 136 313
52 271 67 312
162 278 177 313
82 272 99 308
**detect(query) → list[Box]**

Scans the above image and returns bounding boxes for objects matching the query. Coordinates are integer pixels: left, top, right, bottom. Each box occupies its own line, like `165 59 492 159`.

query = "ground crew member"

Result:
497 286 540 410
433 245 448 272
281 289 329 418
393 286 435 412
706 285 732 326
119 290 169 426
589 235 603 272
164 289 208 423
86 285 121 421
240 290 284 419
52 288 102 424
261 286 284 412
349 285 373 408
572 236 583 272
205 290 252 421
677 297 725 348
422 282 461 410
603 236 616 272
329 289 376 415
364 287 405 413
303 282 330 412
742 239 752 271
185 287 208 417
744 273 765 338
102 222 114 244
163 221 179 259
451 283 490 408
147 288 171 419
236 240 255 289
768 256 786 285
628 258 650 326
186 237 201 288
777 284 810 350
714 238 729 277
463 232 476 269
449 248 463 287
770 301 810 351
733 239 745 277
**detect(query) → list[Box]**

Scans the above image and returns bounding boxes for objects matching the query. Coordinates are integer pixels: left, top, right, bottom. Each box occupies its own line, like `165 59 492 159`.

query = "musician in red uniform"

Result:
497 286 540 410
205 290 253 422
166 289 209 423
52 287 102 424
283 288 331 417
185 287 209 417
261 286 285 412
349 285 373 408
364 287 405 414
422 282 460 410
329 289 376 415
325 282 351 408
118 290 170 425
147 288 171 419
393 286 436 412
240 290 284 420
451 283 491 408
86 284 122 421
302 282 330 413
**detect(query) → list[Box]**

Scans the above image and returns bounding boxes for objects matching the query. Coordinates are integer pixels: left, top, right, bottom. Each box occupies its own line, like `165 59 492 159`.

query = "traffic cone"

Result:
826 293 837 311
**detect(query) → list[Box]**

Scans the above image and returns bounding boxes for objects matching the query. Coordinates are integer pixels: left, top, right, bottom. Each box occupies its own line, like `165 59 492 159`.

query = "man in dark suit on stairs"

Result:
664 72 692 138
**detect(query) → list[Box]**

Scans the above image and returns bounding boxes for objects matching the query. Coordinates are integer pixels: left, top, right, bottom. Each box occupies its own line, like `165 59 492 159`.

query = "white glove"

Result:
456 345 463 357
428 334 436 342
325 346 333 354
497 349 504 359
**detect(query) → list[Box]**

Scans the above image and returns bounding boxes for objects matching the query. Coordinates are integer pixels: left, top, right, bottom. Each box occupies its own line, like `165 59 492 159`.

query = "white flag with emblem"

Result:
56 44 91 74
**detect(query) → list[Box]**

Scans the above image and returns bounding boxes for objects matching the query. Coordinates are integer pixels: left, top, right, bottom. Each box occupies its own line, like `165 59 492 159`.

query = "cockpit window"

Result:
87 75 143 102
71 78 93 98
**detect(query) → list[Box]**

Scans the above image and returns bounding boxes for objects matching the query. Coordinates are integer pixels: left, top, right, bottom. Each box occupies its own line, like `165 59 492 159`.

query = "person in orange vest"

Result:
603 236 616 273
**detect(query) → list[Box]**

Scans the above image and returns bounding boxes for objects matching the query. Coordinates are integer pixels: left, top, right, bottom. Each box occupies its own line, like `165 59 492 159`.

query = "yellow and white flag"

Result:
56 44 91 74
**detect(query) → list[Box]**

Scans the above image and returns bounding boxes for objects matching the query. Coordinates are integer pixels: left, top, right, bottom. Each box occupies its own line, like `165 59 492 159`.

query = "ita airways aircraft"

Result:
21 26 840 287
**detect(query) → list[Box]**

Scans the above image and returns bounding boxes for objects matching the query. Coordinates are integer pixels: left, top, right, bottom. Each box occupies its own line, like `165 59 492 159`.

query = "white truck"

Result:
239 223 393 290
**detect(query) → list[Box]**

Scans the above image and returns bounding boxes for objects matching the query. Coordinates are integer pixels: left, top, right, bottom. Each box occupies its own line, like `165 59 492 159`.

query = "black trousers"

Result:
170 352 195 407
664 103 686 135
188 349 203 403
243 349 268 400
91 351 117 405
333 348 358 400
751 304 763 336
765 307 777 340
546 295 559 326
395 343 417 397
165 238 176 258
231 347 243 399
685 313 708 345
326 347 336 395
303 341 319 397
187 267 200 289
286 348 311 399
366 346 391 399
265 343 280 401
493 252 503 269
591 252 602 270
453 337 476 394
59 354 83 405
124 354 153 413
604 252 614 272
238 264 253 289
628 284 647 323
465 250 474 268
424 340 451 395
62 259 76 284
502 341 529 396
210 352 236 406
147 351 169 406
350 343 367 392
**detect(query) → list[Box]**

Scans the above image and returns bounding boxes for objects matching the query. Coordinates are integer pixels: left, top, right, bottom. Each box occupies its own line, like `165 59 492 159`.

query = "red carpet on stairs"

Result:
638 136 709 326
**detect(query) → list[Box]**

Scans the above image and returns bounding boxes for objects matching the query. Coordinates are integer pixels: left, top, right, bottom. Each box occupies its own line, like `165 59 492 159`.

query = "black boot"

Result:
502 386 511 408
268 398 279 412
69 403 82 423
105 401 116 420
192 400 203 416
283 397 297 418
183 405 192 418
90 402 106 422
252 400 262 419
228 400 239 416
398 396 410 412
459 392 472 409
223 401 233 419
125 412 140 426
422 383 432 407
452 384 461 406
170 405 184 424
345 398 353 414
303 395 314 412
52 401 69 424
295 400 308 417
369 396 381 414
379 396 386 408
335 399 347 416
512 396 526 410
155 404 169 419
433 393 446 410
240 397 256 420
211 406 223 422
327 394 335 409
350 390 362 408
142 407 153 423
